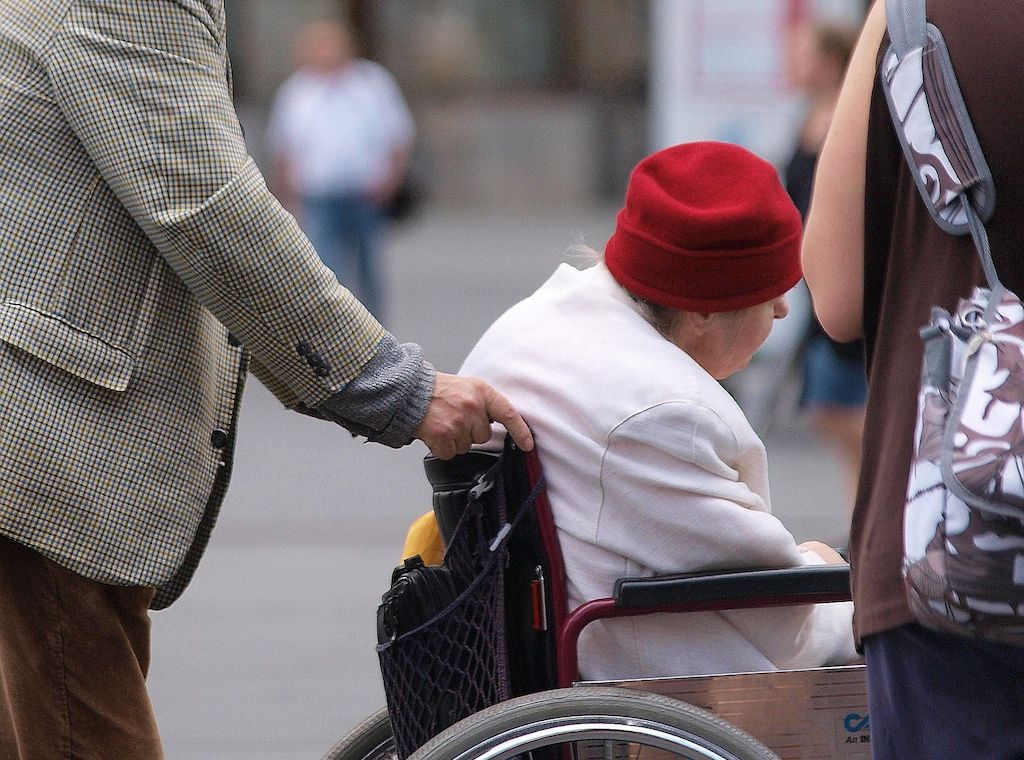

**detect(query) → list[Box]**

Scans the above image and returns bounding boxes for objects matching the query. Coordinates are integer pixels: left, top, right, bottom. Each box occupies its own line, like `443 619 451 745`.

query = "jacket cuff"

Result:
315 335 435 448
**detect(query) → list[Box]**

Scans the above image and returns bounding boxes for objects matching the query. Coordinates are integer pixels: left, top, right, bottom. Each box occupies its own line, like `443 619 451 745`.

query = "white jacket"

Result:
461 263 857 680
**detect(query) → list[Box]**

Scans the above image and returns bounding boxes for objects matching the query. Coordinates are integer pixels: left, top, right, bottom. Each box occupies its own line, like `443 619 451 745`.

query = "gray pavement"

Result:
146 207 848 760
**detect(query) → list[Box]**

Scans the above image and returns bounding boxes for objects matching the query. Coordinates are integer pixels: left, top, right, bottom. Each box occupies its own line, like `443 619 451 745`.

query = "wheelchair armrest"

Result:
556 565 852 687
612 564 851 609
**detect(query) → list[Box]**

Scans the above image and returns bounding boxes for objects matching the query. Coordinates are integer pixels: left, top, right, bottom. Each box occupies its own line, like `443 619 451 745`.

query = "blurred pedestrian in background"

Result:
267 18 415 320
783 20 865 514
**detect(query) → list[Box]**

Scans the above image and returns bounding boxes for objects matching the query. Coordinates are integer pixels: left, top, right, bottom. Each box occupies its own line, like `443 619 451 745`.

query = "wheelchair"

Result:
322 439 868 760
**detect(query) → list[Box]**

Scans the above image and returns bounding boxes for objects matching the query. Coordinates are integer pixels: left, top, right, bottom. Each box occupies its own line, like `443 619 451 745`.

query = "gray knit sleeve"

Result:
312 335 436 448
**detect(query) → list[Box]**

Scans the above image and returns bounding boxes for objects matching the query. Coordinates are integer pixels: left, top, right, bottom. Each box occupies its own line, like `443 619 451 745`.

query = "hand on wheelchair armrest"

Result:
612 564 851 610
798 541 847 565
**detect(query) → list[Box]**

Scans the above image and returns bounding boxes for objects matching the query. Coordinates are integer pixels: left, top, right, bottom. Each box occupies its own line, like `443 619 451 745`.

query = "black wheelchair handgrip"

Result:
613 565 851 609
423 450 501 488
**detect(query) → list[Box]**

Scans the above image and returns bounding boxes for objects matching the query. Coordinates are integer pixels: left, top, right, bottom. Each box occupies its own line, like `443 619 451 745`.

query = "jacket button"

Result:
311 357 331 377
228 333 241 347
210 429 229 449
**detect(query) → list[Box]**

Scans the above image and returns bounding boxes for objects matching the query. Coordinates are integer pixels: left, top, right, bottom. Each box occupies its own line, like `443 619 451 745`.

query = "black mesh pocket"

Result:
377 548 509 759
377 463 511 759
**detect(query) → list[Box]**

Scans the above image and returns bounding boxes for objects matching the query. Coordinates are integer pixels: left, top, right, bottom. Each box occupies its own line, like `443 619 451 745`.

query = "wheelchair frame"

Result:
323 443 868 760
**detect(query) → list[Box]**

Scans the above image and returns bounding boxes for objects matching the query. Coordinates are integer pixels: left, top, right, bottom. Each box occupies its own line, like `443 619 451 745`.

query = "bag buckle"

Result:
469 476 494 501
965 330 991 358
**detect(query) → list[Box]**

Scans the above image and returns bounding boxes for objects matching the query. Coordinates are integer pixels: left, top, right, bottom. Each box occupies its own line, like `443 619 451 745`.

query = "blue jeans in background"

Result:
302 194 386 320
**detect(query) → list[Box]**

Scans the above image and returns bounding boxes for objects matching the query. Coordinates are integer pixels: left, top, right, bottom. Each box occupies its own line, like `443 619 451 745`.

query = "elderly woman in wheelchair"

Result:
459 142 858 681
329 143 864 760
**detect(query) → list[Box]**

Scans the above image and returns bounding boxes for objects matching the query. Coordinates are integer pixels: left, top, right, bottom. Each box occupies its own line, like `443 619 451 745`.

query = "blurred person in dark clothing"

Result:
784 20 865 513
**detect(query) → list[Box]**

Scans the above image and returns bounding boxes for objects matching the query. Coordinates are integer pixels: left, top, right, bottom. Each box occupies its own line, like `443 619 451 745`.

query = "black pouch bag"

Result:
376 556 459 644
375 455 511 759
375 441 547 759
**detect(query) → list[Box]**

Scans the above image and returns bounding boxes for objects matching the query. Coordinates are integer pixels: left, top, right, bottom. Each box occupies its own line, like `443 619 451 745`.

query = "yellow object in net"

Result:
401 511 445 566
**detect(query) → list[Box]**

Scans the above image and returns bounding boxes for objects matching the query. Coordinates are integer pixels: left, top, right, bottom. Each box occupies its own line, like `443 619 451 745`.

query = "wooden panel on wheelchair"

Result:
589 665 869 760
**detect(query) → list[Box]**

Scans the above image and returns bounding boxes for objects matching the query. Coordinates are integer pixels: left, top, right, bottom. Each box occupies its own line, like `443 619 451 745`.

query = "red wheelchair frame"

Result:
520 449 854 689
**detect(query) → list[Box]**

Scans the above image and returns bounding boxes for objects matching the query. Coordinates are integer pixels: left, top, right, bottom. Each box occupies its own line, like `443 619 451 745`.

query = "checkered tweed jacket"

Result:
0 0 387 608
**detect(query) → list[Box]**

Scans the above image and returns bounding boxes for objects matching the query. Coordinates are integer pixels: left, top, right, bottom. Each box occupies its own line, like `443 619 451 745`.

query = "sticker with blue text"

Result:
836 711 870 756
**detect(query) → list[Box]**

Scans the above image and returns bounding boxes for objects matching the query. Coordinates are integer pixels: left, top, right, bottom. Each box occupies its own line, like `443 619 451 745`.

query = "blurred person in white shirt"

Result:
267 19 414 320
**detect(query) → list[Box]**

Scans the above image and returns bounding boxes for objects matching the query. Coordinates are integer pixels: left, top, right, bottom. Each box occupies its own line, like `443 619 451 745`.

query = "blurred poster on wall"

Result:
691 0 794 96
650 0 863 163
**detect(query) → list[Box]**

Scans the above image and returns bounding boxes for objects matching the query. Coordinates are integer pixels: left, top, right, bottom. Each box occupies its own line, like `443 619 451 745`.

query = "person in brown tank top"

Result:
802 1 1024 757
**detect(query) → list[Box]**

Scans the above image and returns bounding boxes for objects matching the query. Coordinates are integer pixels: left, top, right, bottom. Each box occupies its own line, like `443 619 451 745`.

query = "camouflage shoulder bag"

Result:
882 0 1024 643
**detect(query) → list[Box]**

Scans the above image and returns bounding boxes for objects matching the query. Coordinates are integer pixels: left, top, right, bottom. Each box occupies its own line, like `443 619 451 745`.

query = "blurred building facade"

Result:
224 0 864 211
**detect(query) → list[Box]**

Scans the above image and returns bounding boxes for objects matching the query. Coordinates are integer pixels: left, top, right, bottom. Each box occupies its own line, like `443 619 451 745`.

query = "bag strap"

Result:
964 202 1005 301
445 449 546 553
886 0 926 57
880 0 996 256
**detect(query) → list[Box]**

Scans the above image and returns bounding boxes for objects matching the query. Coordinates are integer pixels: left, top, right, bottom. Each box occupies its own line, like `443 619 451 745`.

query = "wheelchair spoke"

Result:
407 688 779 760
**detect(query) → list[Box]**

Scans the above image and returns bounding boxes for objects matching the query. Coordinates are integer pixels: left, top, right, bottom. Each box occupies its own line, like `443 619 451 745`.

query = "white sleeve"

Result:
596 402 805 574
597 402 858 668
366 63 415 147
264 82 296 158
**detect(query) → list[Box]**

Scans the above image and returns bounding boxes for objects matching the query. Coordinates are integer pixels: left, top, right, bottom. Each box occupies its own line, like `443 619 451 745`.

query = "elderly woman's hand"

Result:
799 541 848 565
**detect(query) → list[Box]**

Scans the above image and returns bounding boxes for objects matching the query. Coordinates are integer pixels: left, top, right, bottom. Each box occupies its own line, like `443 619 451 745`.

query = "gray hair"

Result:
566 244 682 339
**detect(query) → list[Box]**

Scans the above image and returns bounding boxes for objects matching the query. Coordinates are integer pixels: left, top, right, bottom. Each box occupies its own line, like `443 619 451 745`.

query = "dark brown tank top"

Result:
854 0 1024 642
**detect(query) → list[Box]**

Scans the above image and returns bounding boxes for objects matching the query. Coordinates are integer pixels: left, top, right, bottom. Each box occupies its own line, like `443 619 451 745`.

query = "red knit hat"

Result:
604 141 802 313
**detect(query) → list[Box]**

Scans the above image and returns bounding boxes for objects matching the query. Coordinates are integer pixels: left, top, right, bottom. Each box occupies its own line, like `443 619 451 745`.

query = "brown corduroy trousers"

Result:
0 534 164 759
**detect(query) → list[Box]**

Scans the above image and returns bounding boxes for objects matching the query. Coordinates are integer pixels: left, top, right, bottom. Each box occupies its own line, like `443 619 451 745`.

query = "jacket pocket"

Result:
0 301 134 391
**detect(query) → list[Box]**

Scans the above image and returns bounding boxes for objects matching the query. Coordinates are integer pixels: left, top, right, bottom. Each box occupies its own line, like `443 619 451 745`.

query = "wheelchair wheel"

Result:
406 687 779 760
322 707 396 760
